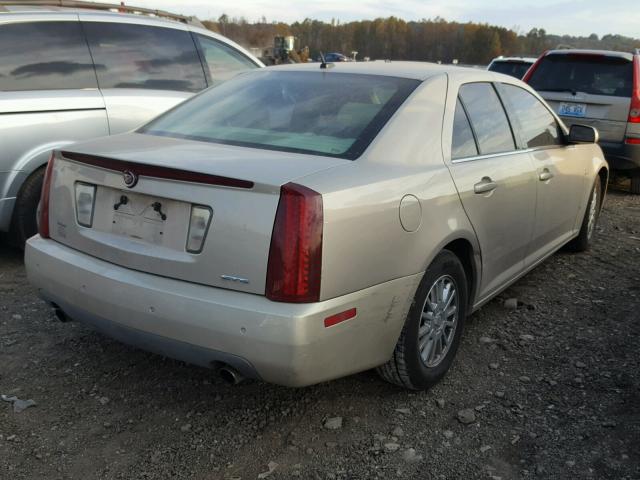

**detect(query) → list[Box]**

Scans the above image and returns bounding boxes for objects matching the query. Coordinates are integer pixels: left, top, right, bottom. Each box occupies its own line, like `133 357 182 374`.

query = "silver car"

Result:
26 63 607 389
525 49 640 193
0 5 262 245
487 56 537 79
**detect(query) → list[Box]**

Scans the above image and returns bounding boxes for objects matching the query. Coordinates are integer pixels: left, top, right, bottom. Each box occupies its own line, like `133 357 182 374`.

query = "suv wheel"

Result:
8 167 44 248
631 172 640 195
377 250 468 390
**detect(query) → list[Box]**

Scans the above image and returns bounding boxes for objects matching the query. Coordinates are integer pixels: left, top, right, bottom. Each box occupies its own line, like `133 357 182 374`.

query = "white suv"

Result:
0 4 262 245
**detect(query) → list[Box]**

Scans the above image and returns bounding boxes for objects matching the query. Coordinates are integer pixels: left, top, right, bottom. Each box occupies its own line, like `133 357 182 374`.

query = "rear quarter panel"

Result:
302 75 480 301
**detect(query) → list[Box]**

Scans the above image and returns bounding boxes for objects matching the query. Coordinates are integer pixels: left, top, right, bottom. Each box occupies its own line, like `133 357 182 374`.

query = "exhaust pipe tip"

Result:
51 303 70 323
218 365 244 385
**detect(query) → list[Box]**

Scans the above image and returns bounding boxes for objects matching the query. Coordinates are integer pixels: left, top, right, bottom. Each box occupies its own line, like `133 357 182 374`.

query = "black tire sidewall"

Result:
11 168 44 246
402 250 468 390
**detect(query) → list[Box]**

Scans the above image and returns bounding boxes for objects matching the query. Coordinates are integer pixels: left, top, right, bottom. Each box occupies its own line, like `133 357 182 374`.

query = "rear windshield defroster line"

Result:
139 71 421 160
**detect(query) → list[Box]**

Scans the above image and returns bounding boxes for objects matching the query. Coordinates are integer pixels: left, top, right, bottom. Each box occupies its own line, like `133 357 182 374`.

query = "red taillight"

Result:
266 183 323 303
38 153 55 239
629 55 640 123
625 137 640 145
522 50 547 83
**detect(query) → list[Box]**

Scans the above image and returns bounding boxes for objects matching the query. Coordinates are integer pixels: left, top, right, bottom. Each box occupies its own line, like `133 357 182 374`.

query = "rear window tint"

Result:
488 61 532 79
83 22 206 92
459 83 515 155
528 54 633 97
141 71 419 160
0 21 97 91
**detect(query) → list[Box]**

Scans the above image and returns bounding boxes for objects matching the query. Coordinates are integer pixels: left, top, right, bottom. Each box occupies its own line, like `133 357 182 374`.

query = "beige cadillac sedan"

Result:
25 62 608 389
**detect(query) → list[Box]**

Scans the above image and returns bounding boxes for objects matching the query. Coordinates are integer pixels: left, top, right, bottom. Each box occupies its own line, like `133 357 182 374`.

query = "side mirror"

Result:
568 124 599 144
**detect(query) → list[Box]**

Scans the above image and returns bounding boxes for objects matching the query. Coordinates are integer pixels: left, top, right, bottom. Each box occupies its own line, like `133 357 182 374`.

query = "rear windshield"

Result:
488 61 532 79
140 70 419 160
528 54 633 97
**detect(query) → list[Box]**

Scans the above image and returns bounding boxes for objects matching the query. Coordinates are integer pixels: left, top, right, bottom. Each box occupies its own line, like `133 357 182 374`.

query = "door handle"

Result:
474 176 497 194
539 169 554 181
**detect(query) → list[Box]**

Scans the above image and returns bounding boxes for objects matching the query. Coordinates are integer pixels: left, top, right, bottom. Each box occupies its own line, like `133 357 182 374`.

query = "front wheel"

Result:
567 178 602 252
377 250 468 390
630 172 640 195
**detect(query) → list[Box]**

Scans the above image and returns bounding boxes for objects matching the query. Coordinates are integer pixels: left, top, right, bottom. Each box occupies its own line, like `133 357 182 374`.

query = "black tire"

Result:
631 172 640 195
567 178 602 253
377 250 468 390
8 167 44 249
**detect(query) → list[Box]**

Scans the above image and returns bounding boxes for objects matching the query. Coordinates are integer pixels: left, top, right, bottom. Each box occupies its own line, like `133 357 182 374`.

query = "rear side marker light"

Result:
626 137 640 145
186 205 212 254
38 153 55 239
74 182 96 227
324 308 357 328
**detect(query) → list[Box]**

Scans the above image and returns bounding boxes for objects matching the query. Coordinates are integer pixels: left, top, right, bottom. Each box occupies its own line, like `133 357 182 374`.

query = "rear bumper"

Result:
25 236 420 387
599 140 640 172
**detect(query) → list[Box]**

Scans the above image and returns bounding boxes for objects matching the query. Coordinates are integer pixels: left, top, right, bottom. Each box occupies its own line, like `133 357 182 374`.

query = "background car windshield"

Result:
528 54 633 97
488 61 532 79
141 71 419 159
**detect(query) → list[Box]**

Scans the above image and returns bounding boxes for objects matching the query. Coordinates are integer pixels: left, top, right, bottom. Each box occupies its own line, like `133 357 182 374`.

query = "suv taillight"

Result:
522 50 547 83
38 153 55 239
629 55 640 123
266 183 323 303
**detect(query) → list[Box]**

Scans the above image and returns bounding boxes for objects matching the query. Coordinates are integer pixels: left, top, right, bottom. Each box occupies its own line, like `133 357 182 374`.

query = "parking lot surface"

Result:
1 189 639 480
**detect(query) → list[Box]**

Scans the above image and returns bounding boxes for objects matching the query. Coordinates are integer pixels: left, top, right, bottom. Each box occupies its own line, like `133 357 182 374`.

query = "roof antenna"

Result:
319 52 334 70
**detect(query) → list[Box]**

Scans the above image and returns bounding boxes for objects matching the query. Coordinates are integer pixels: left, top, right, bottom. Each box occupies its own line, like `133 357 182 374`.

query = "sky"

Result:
124 0 639 38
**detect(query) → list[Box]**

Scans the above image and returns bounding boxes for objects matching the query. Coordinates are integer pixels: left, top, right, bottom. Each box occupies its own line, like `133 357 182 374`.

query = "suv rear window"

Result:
528 54 633 97
141 71 419 160
0 21 97 91
488 61 532 79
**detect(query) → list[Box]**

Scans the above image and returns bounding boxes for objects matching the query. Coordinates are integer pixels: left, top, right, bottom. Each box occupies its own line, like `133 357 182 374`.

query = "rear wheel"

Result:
630 172 640 195
567 178 602 252
377 250 468 390
8 167 44 249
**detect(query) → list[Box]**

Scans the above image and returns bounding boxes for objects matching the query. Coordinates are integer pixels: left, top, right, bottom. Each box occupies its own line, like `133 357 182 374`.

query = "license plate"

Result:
559 102 587 117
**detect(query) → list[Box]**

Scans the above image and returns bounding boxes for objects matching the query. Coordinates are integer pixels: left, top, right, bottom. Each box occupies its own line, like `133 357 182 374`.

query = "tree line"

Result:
204 16 640 65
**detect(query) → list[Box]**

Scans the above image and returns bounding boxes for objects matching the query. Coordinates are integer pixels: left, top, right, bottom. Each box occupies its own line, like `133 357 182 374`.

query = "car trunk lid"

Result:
46 133 346 295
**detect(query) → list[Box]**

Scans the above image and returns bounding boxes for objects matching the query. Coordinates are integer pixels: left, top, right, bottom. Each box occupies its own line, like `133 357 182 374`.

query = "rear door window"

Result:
451 99 478 159
459 83 515 155
528 54 633 97
83 22 206 92
0 21 97 91
499 84 563 148
194 34 257 86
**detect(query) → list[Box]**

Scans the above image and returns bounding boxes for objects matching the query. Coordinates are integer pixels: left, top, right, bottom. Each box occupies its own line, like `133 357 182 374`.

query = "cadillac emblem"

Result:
123 170 138 188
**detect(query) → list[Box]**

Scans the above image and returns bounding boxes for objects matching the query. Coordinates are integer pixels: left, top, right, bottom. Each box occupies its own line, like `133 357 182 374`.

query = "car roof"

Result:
0 4 194 27
491 56 537 63
544 49 634 61
268 61 498 81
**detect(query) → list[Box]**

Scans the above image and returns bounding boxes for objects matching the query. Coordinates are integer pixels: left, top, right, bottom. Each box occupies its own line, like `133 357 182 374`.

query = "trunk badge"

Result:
123 170 138 188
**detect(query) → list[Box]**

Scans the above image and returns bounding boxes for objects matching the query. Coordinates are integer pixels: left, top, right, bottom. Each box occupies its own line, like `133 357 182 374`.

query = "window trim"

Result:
452 96 480 160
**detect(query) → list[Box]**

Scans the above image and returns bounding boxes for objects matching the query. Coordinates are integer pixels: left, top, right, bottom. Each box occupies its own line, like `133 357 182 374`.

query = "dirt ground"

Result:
1 187 639 480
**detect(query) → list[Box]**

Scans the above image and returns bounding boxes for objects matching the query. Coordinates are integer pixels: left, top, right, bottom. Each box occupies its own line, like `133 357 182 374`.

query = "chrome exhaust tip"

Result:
218 365 244 385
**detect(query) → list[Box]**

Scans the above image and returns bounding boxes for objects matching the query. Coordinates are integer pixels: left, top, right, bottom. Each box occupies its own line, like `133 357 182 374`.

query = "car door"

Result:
446 83 537 301
81 19 208 134
497 83 586 264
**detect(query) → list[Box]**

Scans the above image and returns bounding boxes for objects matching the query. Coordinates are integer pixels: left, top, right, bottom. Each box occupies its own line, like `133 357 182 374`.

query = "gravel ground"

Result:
1 188 639 480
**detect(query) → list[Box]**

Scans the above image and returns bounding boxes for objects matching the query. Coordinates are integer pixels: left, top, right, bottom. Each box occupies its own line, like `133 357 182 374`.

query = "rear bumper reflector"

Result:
324 308 357 328
60 151 254 189
625 137 640 145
